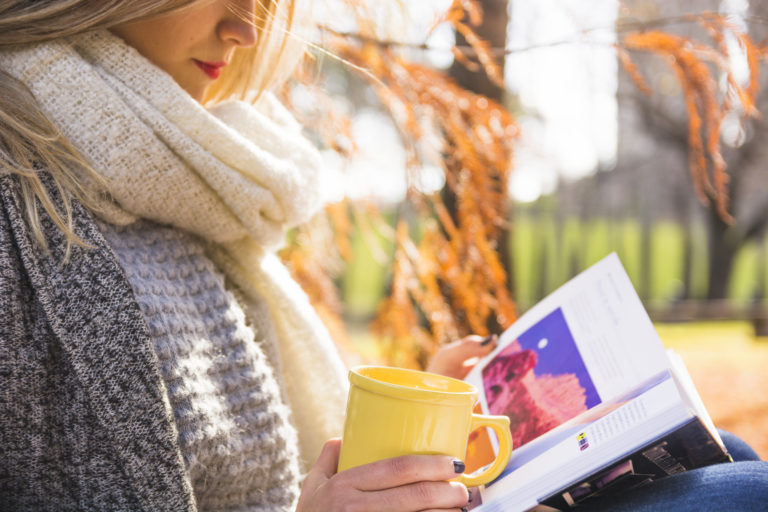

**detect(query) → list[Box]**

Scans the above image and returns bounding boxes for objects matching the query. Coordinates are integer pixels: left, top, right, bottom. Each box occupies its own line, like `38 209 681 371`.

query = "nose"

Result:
218 0 258 48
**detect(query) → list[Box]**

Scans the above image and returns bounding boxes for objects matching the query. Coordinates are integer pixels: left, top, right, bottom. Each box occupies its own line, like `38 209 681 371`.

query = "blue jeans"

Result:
581 431 768 511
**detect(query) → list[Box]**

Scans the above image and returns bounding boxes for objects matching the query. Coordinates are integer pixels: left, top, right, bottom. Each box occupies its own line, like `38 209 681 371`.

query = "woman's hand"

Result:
297 335 495 510
426 334 498 380
297 439 473 512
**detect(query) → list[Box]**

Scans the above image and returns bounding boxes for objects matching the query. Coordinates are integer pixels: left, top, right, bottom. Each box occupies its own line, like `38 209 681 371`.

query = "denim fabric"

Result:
719 430 762 462
581 431 767 512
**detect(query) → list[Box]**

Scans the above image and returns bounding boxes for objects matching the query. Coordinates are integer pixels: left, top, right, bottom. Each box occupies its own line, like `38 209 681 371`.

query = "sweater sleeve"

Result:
0 173 196 511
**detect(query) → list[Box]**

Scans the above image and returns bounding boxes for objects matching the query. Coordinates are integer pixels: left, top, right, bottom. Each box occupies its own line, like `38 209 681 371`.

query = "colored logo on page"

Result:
577 432 590 451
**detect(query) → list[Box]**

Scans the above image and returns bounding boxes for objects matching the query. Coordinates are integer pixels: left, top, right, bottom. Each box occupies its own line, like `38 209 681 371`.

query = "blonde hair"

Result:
0 0 302 254
205 0 303 104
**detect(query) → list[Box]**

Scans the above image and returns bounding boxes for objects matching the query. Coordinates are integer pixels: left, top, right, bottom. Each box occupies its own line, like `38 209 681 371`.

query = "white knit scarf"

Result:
0 30 347 469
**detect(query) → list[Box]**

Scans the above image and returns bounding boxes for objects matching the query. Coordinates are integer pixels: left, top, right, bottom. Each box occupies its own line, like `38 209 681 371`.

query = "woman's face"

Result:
111 1 259 102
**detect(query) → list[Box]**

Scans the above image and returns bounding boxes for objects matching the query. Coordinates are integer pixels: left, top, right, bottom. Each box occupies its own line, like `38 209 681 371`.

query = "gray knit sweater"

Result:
0 172 298 511
97 219 301 510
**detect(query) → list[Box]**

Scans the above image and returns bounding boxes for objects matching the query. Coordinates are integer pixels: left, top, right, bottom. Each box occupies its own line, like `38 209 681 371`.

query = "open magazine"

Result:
463 253 731 511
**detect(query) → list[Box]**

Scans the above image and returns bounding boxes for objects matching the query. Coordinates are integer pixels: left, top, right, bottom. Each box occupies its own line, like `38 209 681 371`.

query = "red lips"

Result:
194 60 226 79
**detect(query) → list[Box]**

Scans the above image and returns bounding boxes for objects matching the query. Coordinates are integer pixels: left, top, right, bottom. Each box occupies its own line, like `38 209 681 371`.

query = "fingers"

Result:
300 451 472 512
426 334 498 379
446 334 499 362
452 334 498 359
363 480 469 512
337 454 464 491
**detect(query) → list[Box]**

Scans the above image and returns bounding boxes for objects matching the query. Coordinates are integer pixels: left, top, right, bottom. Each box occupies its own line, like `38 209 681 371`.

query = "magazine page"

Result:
465 253 670 453
666 350 725 450
480 370 673 482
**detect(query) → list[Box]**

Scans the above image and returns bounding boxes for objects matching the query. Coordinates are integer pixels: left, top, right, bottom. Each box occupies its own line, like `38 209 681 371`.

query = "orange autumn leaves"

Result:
329 42 519 368
282 3 768 368
618 13 766 223
321 0 519 368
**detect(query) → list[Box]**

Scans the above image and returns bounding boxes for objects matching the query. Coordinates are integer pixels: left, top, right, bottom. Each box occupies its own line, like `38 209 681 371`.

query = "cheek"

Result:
143 23 195 60
113 27 176 71
135 32 199 85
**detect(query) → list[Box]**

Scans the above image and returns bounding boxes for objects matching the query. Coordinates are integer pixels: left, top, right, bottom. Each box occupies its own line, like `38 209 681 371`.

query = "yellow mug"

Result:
337 365 513 487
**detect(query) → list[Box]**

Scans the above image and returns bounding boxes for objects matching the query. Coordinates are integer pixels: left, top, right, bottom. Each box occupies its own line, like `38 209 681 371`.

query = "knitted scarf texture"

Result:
0 29 347 468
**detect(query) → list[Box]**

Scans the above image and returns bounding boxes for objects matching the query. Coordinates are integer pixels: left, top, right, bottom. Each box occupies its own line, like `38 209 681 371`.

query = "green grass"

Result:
729 241 762 305
509 216 764 308
649 222 684 301
339 212 768 318
340 219 394 318
655 320 758 349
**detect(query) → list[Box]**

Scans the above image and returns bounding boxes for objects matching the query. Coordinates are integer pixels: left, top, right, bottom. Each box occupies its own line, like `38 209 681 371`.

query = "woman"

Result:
0 1 764 511
0 0 489 510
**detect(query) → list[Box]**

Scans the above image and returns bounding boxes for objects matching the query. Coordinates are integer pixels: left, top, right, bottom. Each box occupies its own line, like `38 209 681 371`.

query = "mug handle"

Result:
457 414 513 487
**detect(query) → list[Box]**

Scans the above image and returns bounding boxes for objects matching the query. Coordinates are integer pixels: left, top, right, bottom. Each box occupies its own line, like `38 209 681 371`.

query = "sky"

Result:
314 0 620 204
505 0 618 202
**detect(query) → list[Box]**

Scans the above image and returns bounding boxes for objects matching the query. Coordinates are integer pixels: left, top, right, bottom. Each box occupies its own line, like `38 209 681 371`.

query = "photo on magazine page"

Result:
481 307 601 449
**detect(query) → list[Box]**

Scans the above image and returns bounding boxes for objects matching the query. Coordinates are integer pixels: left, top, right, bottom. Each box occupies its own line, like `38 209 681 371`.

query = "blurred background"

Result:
283 0 768 458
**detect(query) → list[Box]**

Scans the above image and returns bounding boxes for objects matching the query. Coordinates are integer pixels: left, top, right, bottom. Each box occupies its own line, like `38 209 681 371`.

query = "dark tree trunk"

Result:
639 198 653 301
449 0 509 103
706 207 741 300
680 220 694 300
753 242 766 303
675 181 696 301
446 0 514 324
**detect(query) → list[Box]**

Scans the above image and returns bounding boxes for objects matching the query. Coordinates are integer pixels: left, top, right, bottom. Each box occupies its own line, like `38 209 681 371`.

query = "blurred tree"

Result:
615 0 768 301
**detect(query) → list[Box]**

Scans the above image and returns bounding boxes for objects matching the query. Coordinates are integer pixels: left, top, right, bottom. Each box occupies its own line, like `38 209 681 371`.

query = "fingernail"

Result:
453 460 466 473
468 489 473 503
480 334 497 346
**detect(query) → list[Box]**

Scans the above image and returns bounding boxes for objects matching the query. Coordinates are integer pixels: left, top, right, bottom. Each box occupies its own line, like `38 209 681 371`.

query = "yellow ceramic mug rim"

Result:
349 365 478 406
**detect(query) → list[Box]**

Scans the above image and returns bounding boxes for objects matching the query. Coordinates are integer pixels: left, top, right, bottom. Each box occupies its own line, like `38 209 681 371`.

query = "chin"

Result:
181 84 206 103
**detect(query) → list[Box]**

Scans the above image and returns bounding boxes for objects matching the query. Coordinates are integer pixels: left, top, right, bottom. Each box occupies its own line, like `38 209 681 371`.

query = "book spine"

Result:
537 418 731 510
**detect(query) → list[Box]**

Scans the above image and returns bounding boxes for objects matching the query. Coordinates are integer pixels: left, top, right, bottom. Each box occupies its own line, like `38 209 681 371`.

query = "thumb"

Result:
310 438 342 480
297 438 342 511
